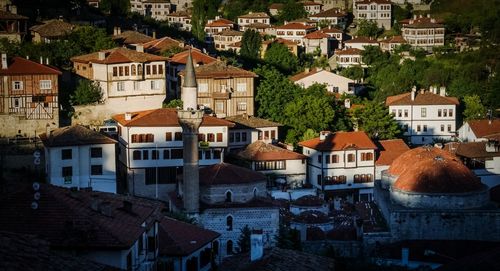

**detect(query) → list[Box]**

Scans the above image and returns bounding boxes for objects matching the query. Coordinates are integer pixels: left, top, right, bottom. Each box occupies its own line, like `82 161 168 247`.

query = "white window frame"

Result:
117 81 125 91
133 81 140 90
237 102 247 111
13 81 23 90
150 80 160 90
198 83 208 92
40 80 52 90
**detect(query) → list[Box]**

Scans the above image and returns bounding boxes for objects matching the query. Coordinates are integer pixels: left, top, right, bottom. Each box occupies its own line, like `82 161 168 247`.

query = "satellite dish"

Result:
34 192 41 200
33 182 40 191
31 202 39 210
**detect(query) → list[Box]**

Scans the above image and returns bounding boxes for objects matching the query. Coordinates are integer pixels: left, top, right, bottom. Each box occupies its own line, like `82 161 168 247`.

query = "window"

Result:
421 108 426 117
213 149 221 159
138 64 143 74
398 110 402 117
152 65 157 75
361 152 373 161
332 155 339 163
152 150 159 160
151 80 160 90
404 109 408 117
165 132 172 141
448 124 452 132
441 125 444 132
163 149 170 159
143 150 149 160
119 66 124 76
62 166 72 184
207 133 215 142
229 132 234 143
438 109 442 117
13 98 19 108
241 132 247 142
237 102 247 111
131 134 154 143
254 161 286 170
198 83 208 92
131 64 136 75
171 149 183 159
146 65 151 75
449 109 453 117
417 125 421 132
158 65 163 74
235 133 240 142
91 165 103 175
443 109 448 117
205 150 211 159
113 67 118 76
61 149 72 160
133 150 141 160
40 80 51 89
198 133 206 142
145 167 177 185
13 81 23 90
216 133 223 142
226 216 233 230
347 153 355 162
325 155 330 164
90 147 102 158
226 240 233 255
317 154 322 163
117 82 125 91
236 83 246 92
423 125 427 132
175 132 182 141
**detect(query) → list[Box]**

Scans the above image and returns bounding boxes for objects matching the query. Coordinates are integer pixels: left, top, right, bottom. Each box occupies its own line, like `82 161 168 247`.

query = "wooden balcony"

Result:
212 92 230 99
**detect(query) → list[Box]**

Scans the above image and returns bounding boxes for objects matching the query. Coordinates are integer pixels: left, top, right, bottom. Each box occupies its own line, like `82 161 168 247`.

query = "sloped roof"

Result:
112 30 154 45
168 49 217 65
0 56 61 75
205 18 234 27
290 67 340 82
292 195 325 207
299 131 377 151
302 1 322 6
238 12 270 19
236 141 307 161
159 217 219 256
385 91 459 106
379 35 407 44
0 10 28 20
30 20 75 38
401 17 444 28
375 139 410 166
244 22 273 29
40 125 116 147
262 38 300 46
321 27 344 34
444 141 500 159
466 119 500 138
0 184 163 249
179 61 257 79
113 108 235 127
225 114 282 128
269 3 284 9
310 8 347 17
344 36 379 44
355 0 391 4
304 30 329 39
216 29 244 36
71 47 167 64
167 11 191 17
199 163 267 186
293 210 332 224
142 36 183 54
276 22 316 30
334 48 363 55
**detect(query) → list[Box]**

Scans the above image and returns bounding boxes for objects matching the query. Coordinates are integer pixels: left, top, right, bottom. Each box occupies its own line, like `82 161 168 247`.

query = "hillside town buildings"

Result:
353 0 392 30
401 14 445 52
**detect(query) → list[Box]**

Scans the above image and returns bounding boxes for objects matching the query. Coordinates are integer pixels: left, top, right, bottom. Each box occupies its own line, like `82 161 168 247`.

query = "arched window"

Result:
138 64 143 75
131 64 136 76
225 191 232 203
253 187 258 198
226 240 233 255
226 215 233 231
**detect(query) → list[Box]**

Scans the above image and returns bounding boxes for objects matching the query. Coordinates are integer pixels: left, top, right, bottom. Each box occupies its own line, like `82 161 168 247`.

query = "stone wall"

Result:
0 113 59 138
125 167 176 201
200 181 267 205
303 240 362 258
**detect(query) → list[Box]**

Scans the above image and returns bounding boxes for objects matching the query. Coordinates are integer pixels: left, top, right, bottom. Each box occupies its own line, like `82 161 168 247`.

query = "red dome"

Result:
388 146 457 176
393 155 483 193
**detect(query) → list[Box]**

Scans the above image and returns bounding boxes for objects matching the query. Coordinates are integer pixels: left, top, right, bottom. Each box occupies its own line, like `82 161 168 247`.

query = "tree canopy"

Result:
240 29 262 61
463 95 487 121
277 0 308 24
237 225 252 253
264 42 299 75
353 101 402 140
356 20 380 38
70 79 103 106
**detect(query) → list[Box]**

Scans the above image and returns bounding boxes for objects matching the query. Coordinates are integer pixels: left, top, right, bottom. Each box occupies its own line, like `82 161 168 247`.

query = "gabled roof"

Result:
289 67 325 81
244 22 273 29
215 29 244 36
30 19 75 38
168 49 217 65
379 35 407 44
302 1 322 6
299 131 377 151
159 217 219 256
444 141 500 159
238 12 270 19
71 47 167 64
321 27 343 34
0 56 62 75
262 38 299 46
334 48 363 55
465 119 500 138
276 22 316 30
385 91 459 106
355 0 391 5
269 3 284 9
142 36 183 54
113 108 235 127
205 18 234 27
40 125 117 147
167 11 191 17
0 10 28 20
199 163 266 186
375 139 410 166
310 8 347 17
0 184 163 249
289 18 317 24
236 141 307 161
225 114 282 129
112 30 154 45
401 17 444 28
304 30 330 39
344 36 379 44
179 61 257 79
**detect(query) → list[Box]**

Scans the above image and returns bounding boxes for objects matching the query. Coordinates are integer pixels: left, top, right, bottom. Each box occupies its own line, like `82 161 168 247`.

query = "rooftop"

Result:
334 48 363 55
291 195 325 207
355 0 391 5
236 141 307 161
225 114 282 129
0 10 28 20
0 56 62 75
30 19 75 38
40 125 116 147
71 47 167 64
299 131 377 151
389 146 457 176
379 35 407 44
141 36 183 54
344 36 379 44
179 61 257 79
310 8 347 17
401 16 444 28
168 48 217 65
199 162 267 186
445 141 500 159
465 119 500 138
276 22 316 30
304 30 330 39
216 29 244 36
238 12 270 19
112 30 155 45
375 139 410 166
385 91 459 106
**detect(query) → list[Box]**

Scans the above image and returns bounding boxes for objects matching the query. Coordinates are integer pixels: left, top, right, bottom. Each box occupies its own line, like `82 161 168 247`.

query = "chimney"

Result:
99 201 113 217
427 13 431 18
136 45 144 53
215 15 220 20
413 14 417 19
1 53 7 69
152 31 156 39
439 86 446 96
40 56 43 64
344 98 351 109
98 52 106 60
125 112 132 121
319 131 330 141
250 230 264 262
114 26 121 35
411 86 416 101
401 247 409 266
419 14 423 18
45 57 49 65
431 18 436 23
26 55 29 60
10 5 17 14
90 195 102 211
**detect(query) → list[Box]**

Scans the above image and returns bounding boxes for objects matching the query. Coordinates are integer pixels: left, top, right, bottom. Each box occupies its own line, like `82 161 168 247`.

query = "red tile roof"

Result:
344 36 379 44
238 12 270 19
71 47 167 64
334 48 363 55
466 119 500 138
389 146 457 176
215 29 244 36
168 49 217 65
225 114 282 128
30 19 75 38
293 210 332 224
205 18 234 27
40 125 117 147
276 22 316 30
0 184 163 249
179 61 257 79
401 17 444 28
304 30 329 39
199 162 267 186
310 8 347 17
159 217 219 256
375 139 410 166
236 141 307 161
299 131 377 151
142 36 183 54
112 30 154 45
444 141 500 159
290 67 323 82
113 108 235 127
321 27 344 34
379 35 407 44
0 56 61 75
385 91 459 106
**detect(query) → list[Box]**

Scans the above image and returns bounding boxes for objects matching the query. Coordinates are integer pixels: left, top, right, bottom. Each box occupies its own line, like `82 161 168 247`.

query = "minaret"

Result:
178 49 203 215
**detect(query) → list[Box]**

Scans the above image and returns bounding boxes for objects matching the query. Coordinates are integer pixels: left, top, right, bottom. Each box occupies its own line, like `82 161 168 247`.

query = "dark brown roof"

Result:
375 139 410 166
276 23 316 30
269 3 284 9
0 10 28 20
238 12 270 19
304 30 330 39
225 114 282 128
355 0 391 4
0 231 116 271
0 56 62 75
216 29 244 36
334 48 363 55
299 131 377 151
30 20 75 38
71 47 167 64
466 119 500 138
385 91 459 106
402 17 444 28
236 141 307 161
113 108 235 127
112 30 154 45
0 184 163 249
262 38 300 46
244 22 273 29
379 35 407 44
159 217 219 256
310 8 347 17
199 163 266 186
292 195 325 207
40 125 117 147
445 141 500 158
179 61 257 79
290 67 327 81
293 210 332 224
219 247 335 271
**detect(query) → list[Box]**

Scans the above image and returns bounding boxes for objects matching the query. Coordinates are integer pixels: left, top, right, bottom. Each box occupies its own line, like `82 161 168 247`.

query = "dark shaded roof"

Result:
30 20 75 38
292 195 325 207
216 29 244 36
304 30 330 39
236 141 307 161
306 226 326 241
40 125 116 147
179 61 257 79
269 3 284 9
299 131 377 151
386 91 459 106
159 217 219 256
113 108 235 127
379 35 407 44
219 247 335 271
142 36 183 54
0 56 61 75
0 10 28 20
466 119 500 138
444 141 500 159
326 226 357 241
293 210 332 224
112 30 154 45
199 163 266 186
71 47 167 64
0 184 163 249
310 8 347 17
225 114 282 129
0 231 116 271
490 185 500 203
375 139 410 166
238 12 270 19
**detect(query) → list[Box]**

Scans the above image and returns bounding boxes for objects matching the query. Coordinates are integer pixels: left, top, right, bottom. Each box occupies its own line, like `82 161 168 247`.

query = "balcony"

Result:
212 92 231 99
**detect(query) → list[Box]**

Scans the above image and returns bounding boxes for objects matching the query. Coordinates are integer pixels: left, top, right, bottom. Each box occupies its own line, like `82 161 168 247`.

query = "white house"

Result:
130 0 171 21
401 14 445 52
303 30 334 56
275 23 316 46
224 114 282 150
321 26 346 49
303 1 323 15
113 108 235 201
235 141 308 189
40 125 117 193
166 11 192 31
237 12 271 30
379 35 407 52
386 87 459 145
334 48 364 68
343 36 379 50
299 131 377 202
353 0 392 30
308 8 348 29
457 119 500 142
290 68 355 94
204 17 235 44
212 29 243 51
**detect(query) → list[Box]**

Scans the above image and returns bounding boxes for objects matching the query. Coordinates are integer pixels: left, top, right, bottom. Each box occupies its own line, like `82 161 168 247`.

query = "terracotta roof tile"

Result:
112 30 154 45
379 35 407 44
0 56 61 75
355 0 391 4
444 141 500 159
344 36 379 44
236 141 307 161
302 1 322 6
326 226 357 241
321 27 343 34
142 36 183 54
199 162 267 186
215 29 244 36
225 114 282 128
30 20 75 38
179 61 257 79
304 30 329 39
401 17 444 28
306 226 326 241
167 11 191 17
238 12 270 19
310 8 347 17
292 195 325 207
206 18 234 27
168 49 217 65
269 3 284 9
40 125 117 147
276 22 316 30
389 146 457 176
375 139 410 166
293 210 332 224
244 22 272 29
113 108 235 127
71 47 167 64
466 119 500 138
385 91 459 106
334 48 363 55
299 131 377 151
290 67 322 81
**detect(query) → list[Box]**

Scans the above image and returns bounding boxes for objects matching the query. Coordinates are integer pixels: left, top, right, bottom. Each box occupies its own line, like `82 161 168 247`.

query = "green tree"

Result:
463 95 487 121
275 224 301 250
340 66 364 82
191 0 220 42
163 99 183 108
361 46 387 66
264 42 299 75
277 0 307 24
99 0 130 15
70 79 103 105
356 20 380 38
68 26 116 53
237 225 252 253
240 29 262 60
301 128 317 141
355 101 401 139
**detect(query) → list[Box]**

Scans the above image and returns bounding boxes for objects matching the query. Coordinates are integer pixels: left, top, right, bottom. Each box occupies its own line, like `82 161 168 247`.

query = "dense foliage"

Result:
240 30 262 61
70 79 103 106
